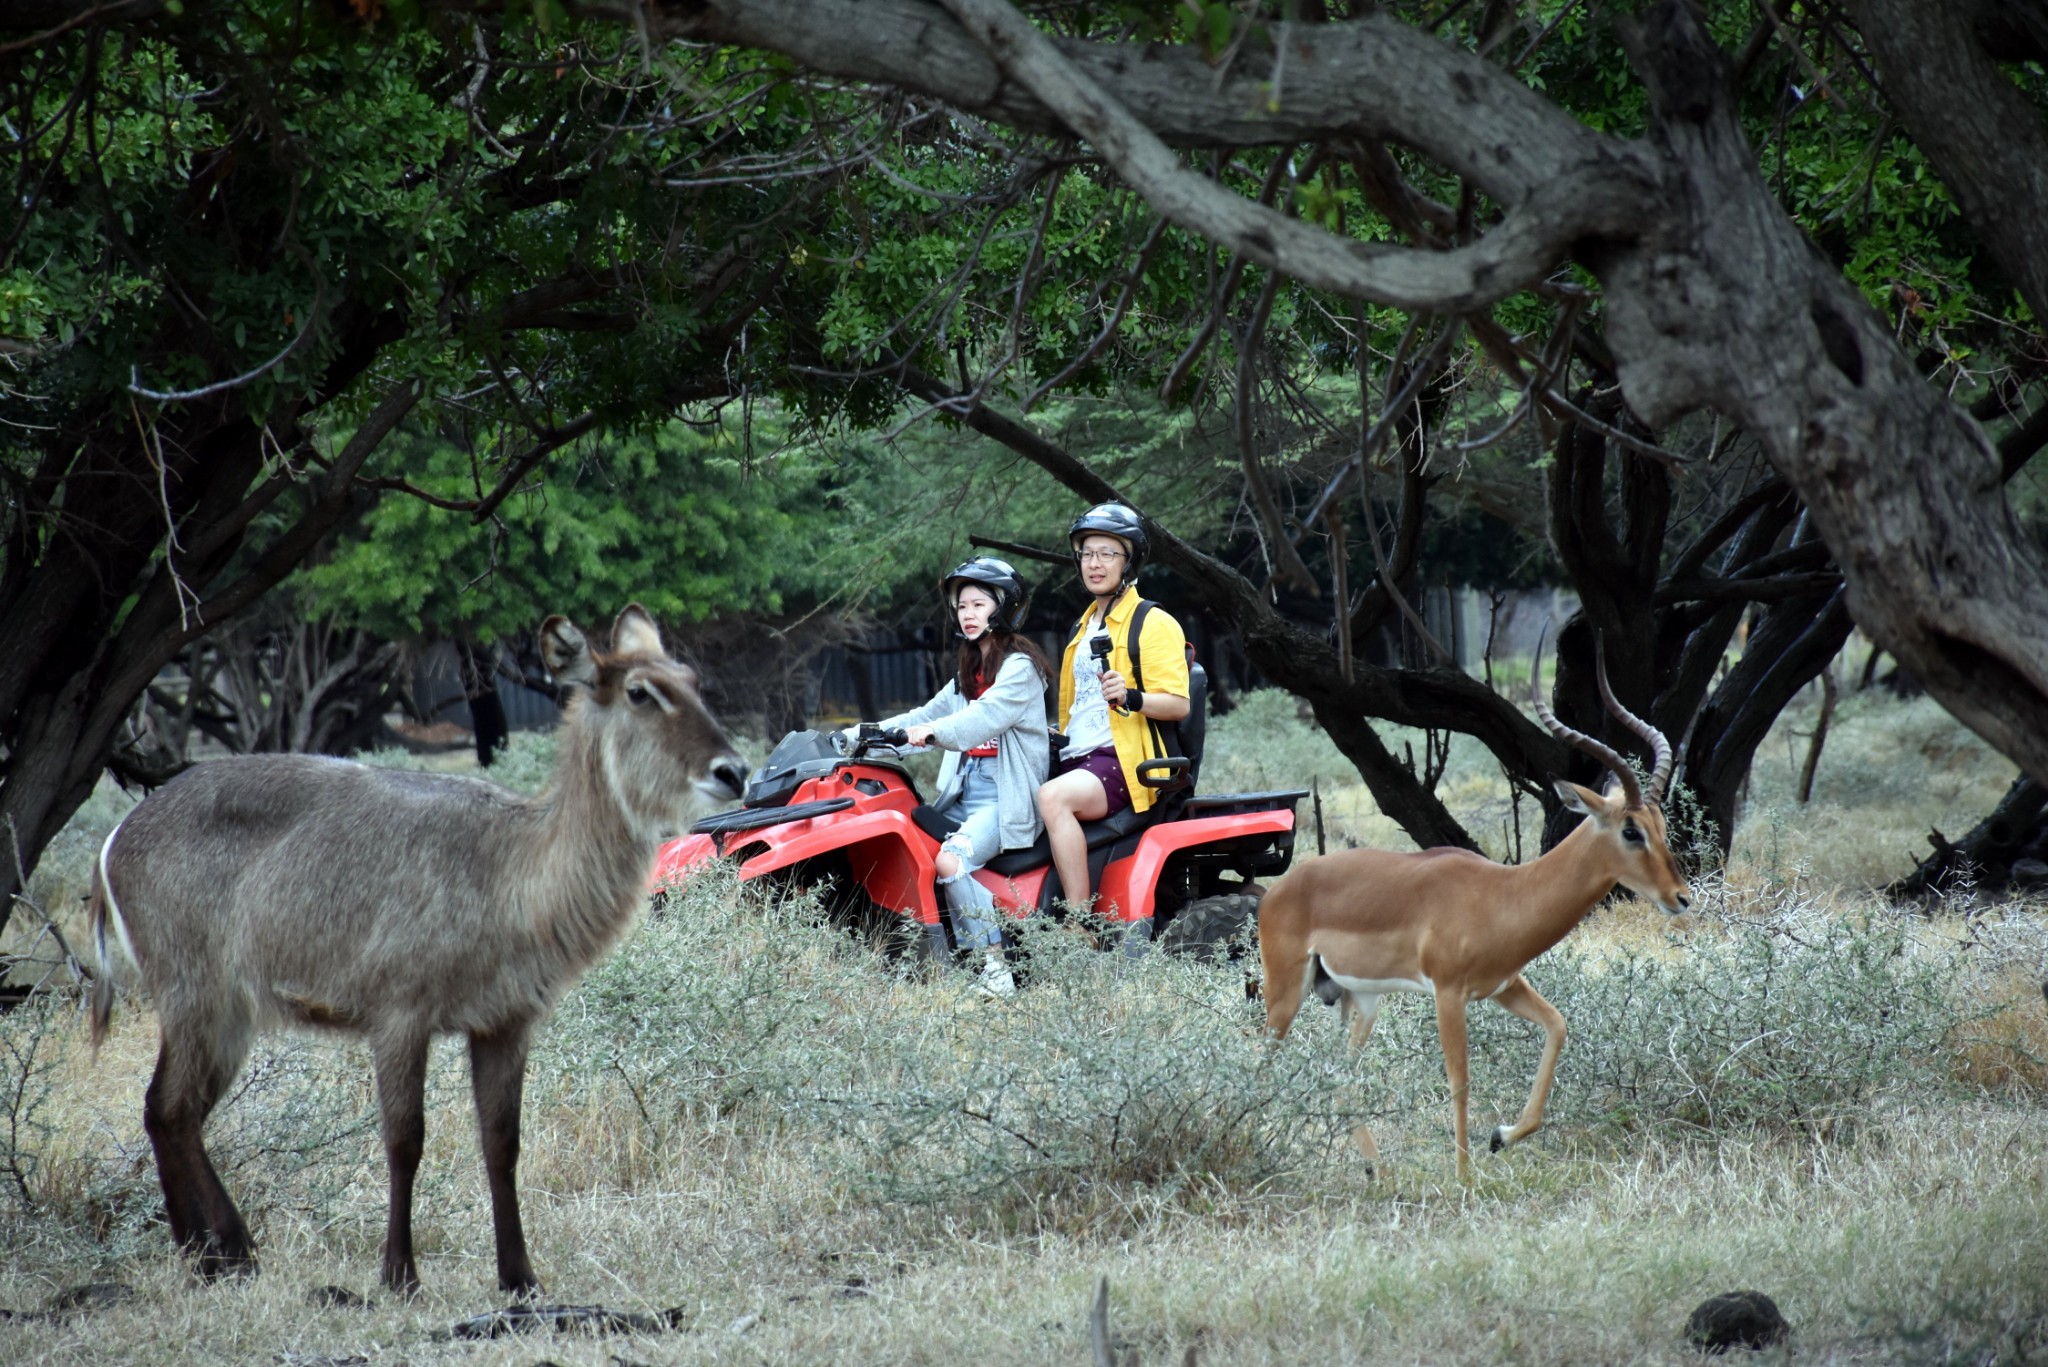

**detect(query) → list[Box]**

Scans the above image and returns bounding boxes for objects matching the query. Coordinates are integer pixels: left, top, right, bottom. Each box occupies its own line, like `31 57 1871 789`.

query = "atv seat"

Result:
909 802 1156 876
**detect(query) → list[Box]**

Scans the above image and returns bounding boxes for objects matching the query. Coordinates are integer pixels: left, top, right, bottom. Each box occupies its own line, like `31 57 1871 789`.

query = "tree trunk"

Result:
460 639 510 768
1599 3 2048 791
1889 775 2048 901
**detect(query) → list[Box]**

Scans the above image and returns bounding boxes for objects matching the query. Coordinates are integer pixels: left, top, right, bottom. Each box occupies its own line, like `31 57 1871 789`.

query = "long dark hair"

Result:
957 630 1051 699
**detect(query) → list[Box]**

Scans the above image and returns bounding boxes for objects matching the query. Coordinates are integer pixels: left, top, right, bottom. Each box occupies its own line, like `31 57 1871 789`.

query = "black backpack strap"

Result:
1125 600 1168 762
1127 599 1152 695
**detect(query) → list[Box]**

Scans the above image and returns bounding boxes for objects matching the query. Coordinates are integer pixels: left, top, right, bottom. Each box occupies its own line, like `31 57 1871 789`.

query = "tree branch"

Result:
933 0 1659 313
655 0 1613 199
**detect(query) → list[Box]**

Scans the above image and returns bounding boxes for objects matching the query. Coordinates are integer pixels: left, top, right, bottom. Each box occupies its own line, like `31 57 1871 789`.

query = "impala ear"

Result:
540 615 596 686
611 604 665 659
1552 779 1605 815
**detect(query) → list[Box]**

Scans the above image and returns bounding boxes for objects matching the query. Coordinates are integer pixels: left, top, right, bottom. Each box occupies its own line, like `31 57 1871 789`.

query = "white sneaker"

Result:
975 958 1016 999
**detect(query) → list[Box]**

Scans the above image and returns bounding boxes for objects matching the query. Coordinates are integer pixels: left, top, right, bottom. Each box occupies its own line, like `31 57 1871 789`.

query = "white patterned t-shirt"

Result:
1063 624 1113 758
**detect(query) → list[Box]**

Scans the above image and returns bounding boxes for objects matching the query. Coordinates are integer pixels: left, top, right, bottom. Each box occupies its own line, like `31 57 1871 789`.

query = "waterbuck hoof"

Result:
305 1284 366 1309
195 1247 258 1283
501 1273 545 1301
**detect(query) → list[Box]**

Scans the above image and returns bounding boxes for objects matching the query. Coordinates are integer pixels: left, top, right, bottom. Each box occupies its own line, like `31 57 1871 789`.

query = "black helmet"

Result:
941 556 1030 632
1068 501 1148 578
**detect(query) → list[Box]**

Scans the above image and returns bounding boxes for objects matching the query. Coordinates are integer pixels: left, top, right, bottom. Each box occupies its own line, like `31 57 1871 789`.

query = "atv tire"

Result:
1159 891 1262 961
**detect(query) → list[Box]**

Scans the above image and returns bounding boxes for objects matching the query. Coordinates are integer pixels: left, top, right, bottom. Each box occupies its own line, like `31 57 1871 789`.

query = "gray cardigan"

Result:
881 652 1049 851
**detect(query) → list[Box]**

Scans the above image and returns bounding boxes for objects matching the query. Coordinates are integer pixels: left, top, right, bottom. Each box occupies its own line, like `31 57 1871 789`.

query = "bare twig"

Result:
1236 264 1319 593
1294 316 1462 541
1024 213 1168 411
1091 1275 1114 1367
1360 501 1453 667
967 533 1069 568
1328 505 1353 683
1159 153 1294 404
126 311 316 404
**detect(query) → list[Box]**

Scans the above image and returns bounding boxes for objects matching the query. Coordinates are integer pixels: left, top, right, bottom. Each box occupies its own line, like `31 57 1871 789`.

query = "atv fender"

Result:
653 809 942 925
1095 806 1297 922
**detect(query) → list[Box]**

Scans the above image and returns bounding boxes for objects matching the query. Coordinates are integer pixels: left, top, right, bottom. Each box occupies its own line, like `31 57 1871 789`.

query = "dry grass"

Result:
2 668 2045 1364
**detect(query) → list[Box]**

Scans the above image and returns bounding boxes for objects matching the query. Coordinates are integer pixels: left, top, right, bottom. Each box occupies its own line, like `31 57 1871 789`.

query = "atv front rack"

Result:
689 797 856 848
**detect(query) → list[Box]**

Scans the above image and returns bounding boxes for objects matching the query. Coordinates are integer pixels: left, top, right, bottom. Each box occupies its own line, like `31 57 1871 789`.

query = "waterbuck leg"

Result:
373 1032 430 1295
469 1024 540 1296
1487 975 1567 1155
144 1022 257 1280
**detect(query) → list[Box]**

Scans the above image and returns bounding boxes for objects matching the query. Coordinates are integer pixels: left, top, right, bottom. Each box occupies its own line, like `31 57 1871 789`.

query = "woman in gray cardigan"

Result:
876 557 1050 997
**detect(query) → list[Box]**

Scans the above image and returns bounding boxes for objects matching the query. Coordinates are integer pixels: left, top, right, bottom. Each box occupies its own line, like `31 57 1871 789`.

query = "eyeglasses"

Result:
1077 549 1126 565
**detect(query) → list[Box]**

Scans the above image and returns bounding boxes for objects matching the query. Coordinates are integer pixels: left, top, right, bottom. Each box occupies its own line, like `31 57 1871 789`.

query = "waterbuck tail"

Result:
87 822 133 1054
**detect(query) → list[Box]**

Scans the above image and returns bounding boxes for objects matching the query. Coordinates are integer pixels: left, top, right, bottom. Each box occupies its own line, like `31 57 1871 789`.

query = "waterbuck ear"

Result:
1552 779 1603 815
540 615 596 685
611 604 665 660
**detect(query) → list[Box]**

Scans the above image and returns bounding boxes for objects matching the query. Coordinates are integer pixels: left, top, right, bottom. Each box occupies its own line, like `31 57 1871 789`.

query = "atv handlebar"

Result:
836 723 916 758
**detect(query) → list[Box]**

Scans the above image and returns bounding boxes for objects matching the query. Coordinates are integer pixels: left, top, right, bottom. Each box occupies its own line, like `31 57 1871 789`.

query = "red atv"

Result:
651 665 1305 961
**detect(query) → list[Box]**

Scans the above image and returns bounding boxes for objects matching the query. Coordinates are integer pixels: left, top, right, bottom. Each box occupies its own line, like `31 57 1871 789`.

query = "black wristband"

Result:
1125 688 1144 714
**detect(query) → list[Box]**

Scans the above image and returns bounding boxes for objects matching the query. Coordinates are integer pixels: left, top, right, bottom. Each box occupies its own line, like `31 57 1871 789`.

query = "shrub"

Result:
536 874 1377 1224
806 919 1375 1219
1498 896 1980 1138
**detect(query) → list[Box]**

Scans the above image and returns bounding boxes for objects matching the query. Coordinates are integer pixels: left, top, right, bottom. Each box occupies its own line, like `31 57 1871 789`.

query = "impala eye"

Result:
1622 823 1645 844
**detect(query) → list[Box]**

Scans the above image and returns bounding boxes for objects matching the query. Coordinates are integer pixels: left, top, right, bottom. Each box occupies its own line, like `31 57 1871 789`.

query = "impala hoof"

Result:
1488 1126 1509 1154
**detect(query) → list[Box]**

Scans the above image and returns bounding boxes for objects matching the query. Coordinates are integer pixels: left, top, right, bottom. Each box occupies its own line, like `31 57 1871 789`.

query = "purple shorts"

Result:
1058 744 1132 816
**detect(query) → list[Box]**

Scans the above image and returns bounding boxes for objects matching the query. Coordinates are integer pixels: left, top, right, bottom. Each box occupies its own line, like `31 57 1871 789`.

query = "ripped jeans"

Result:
934 756 1005 952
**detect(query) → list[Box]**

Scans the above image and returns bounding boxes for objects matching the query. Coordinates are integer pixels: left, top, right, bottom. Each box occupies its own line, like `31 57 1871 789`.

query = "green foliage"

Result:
300 422 845 640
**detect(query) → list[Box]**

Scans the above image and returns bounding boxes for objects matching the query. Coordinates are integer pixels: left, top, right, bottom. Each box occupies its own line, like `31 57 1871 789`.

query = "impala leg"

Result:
1488 975 1567 1155
470 1025 540 1297
373 1033 430 1296
144 1015 258 1280
1340 992 1385 1171
1345 992 1383 1049
1435 988 1474 1183
1258 937 1311 1041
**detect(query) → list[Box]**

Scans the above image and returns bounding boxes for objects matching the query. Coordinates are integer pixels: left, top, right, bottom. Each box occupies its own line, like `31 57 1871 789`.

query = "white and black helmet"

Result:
1068 501 1148 578
941 556 1030 632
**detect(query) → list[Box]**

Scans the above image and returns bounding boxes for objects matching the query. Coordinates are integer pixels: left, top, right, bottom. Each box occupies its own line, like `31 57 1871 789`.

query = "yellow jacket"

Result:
1056 587 1190 814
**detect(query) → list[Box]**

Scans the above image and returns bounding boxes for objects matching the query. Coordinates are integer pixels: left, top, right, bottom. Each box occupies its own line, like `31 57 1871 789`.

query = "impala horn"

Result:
1530 629 1643 811
1592 638 1676 804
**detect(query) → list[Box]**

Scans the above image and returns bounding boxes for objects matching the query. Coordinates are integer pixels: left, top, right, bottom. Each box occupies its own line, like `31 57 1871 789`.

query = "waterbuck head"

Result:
1532 634 1692 916
542 604 747 837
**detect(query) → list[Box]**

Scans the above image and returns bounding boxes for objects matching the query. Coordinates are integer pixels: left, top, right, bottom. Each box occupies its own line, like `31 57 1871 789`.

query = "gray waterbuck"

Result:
88 604 746 1295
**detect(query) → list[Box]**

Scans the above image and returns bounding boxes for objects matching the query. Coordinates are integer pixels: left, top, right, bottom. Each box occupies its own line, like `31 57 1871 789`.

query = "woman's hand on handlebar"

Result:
841 723 916 755
903 723 938 748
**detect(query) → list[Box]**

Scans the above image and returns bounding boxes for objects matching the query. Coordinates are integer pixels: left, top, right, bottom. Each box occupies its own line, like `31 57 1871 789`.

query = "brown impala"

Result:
1258 637 1691 1180
89 605 746 1294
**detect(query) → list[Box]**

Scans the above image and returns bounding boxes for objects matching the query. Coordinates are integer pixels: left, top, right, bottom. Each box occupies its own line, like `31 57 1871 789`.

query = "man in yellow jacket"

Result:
1038 501 1191 912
